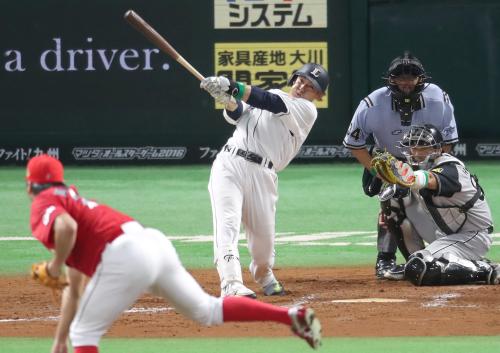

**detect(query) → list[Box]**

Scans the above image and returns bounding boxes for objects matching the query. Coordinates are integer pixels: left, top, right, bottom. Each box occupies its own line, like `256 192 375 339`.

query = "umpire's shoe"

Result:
289 306 322 349
375 257 397 279
222 281 257 299
263 281 285 296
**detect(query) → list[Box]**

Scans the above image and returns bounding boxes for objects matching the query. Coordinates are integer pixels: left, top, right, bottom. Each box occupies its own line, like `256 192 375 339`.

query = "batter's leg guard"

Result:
215 245 246 290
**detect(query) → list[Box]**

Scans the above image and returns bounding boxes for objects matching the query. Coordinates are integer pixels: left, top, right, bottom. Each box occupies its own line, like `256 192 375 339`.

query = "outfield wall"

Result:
1 0 499 164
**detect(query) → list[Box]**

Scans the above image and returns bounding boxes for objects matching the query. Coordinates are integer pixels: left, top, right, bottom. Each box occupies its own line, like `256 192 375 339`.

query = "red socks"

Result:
74 346 98 353
222 296 291 325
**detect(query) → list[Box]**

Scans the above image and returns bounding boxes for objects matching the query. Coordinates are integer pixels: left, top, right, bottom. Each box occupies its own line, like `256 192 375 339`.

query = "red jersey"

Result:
30 186 134 276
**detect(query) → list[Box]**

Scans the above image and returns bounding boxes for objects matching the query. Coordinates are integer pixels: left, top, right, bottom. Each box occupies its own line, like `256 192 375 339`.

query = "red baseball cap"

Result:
26 154 64 184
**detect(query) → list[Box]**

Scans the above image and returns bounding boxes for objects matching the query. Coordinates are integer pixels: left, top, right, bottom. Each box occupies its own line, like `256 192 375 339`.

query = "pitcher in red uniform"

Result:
26 155 321 353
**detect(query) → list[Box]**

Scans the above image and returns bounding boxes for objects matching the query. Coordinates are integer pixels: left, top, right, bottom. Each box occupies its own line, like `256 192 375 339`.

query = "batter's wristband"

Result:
233 82 246 100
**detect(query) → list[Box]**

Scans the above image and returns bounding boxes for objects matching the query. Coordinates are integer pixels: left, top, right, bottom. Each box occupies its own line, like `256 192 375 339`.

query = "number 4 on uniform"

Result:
350 128 361 140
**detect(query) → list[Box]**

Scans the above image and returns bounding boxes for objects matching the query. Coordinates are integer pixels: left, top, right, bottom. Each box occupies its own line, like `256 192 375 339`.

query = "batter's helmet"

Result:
399 124 443 169
26 154 64 184
288 63 329 94
383 51 430 98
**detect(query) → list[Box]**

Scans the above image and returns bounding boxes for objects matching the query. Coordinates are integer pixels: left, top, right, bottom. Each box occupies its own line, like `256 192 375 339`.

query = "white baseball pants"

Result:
69 222 223 347
209 152 279 290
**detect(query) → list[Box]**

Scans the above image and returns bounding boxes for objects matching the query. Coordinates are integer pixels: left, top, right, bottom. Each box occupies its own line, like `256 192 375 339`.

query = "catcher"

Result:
26 155 321 353
372 124 498 285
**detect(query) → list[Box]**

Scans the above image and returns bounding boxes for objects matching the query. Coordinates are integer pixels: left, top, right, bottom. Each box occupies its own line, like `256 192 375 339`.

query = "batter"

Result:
200 63 329 298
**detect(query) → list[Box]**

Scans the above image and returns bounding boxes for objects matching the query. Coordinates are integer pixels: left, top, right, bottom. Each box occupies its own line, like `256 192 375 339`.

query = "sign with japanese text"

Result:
214 42 328 108
0 147 59 162
214 0 327 29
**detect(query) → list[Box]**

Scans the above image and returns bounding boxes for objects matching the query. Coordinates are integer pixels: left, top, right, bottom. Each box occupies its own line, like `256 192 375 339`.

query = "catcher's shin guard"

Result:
405 252 499 286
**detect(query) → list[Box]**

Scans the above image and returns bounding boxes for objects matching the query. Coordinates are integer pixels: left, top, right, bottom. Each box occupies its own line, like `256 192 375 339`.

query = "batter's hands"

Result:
200 76 233 105
31 261 68 290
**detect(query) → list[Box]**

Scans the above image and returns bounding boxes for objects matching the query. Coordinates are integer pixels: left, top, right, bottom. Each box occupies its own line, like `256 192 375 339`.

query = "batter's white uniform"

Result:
209 89 317 291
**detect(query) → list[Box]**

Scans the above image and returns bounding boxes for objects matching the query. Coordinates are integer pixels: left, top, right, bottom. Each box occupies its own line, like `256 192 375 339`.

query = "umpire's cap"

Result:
288 63 329 94
26 154 64 184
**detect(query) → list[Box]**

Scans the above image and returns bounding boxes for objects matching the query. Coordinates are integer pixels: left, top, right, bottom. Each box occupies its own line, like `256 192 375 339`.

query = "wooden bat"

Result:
124 10 205 81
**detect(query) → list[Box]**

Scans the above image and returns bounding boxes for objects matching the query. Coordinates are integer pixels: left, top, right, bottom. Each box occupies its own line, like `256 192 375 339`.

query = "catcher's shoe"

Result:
488 263 500 285
263 281 285 296
375 258 396 279
383 264 406 280
289 306 322 350
221 281 257 299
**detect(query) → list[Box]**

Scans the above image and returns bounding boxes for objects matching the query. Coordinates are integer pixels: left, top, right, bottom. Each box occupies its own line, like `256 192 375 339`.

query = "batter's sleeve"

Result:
343 101 371 149
277 95 317 140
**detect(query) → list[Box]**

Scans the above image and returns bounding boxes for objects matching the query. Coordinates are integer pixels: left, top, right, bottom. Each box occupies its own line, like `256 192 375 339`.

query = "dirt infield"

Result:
1 266 500 338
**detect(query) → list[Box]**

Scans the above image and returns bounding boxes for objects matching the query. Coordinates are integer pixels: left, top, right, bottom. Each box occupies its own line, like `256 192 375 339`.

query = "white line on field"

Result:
0 306 174 323
1 233 498 247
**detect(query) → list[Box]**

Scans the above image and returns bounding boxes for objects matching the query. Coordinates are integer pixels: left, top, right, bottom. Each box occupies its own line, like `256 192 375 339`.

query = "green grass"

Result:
1 163 500 353
1 336 499 353
1 163 499 273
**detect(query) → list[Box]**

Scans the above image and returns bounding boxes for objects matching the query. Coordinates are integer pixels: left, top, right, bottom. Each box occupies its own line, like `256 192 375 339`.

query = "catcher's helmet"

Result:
383 51 430 98
26 154 64 184
399 124 443 169
288 63 329 94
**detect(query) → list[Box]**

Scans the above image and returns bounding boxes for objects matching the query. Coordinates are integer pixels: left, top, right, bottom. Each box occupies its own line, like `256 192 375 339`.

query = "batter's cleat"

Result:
384 264 406 281
375 258 396 279
289 306 322 350
221 281 257 299
263 281 285 296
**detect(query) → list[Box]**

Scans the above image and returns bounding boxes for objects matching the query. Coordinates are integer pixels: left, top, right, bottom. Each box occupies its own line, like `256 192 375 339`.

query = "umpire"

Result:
343 51 459 278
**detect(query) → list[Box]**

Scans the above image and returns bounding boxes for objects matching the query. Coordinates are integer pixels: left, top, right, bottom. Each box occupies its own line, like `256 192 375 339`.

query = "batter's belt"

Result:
223 145 274 169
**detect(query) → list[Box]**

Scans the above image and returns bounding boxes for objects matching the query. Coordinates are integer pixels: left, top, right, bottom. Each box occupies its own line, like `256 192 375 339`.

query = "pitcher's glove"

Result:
371 152 415 187
31 261 68 290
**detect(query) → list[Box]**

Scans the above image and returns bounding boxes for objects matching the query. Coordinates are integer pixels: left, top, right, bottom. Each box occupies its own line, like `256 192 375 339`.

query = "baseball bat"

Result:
124 10 205 81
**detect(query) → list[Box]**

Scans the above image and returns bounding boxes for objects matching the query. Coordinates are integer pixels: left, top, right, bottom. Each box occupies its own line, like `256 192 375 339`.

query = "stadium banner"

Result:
0 141 497 165
214 42 328 108
214 0 328 29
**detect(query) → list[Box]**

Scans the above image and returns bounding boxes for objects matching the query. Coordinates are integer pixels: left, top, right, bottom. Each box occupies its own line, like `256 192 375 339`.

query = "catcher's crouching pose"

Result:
373 124 498 286
26 155 322 353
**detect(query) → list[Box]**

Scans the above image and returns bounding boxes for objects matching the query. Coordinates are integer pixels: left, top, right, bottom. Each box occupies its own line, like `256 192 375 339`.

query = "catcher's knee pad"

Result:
404 252 442 286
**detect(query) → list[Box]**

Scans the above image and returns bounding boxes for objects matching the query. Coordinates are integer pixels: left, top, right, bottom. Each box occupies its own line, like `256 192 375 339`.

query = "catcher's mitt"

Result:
371 152 415 187
31 261 68 290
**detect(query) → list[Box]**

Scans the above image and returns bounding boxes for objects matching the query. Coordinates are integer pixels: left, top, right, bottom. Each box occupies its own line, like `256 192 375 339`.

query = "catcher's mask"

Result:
288 63 329 94
399 124 443 170
382 51 430 100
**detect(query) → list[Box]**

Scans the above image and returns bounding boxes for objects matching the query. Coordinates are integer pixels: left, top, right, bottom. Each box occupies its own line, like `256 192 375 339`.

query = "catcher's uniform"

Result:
31 186 223 347
210 89 317 293
404 154 493 260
